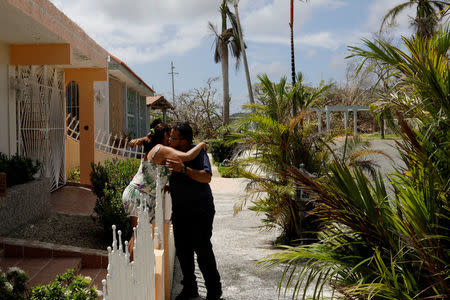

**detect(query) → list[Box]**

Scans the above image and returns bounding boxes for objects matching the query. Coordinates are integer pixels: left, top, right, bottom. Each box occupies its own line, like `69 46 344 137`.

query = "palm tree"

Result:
230 74 332 244
290 0 308 117
209 0 243 125
260 26 450 300
381 0 449 39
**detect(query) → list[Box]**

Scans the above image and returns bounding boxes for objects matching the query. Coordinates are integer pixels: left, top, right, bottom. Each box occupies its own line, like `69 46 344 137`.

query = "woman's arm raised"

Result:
149 142 208 164
177 142 208 162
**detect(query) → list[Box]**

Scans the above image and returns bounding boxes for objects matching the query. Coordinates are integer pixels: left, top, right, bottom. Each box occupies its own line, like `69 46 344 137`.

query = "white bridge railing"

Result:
101 166 174 300
66 114 145 158
310 105 370 135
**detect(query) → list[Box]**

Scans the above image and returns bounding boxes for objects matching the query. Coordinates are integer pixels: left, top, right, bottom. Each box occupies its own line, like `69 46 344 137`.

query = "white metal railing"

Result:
66 114 144 158
12 65 66 192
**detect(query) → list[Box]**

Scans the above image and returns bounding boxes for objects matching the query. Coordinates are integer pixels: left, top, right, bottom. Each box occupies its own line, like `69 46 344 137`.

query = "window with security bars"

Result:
66 81 79 137
127 87 137 137
138 95 147 137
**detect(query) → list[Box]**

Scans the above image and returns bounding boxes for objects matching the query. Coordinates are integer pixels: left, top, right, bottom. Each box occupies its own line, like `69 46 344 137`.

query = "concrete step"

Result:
0 256 83 287
0 237 108 268
28 257 82 287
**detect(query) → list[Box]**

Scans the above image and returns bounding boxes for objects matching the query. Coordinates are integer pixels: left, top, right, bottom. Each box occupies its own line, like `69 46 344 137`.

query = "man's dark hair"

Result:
173 122 193 144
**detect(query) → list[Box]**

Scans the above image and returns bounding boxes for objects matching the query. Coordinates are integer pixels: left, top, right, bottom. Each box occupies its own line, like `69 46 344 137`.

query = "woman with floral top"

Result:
123 123 208 257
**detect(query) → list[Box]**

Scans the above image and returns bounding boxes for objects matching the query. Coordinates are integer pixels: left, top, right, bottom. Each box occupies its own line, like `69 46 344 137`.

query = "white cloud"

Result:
297 32 342 50
250 61 289 79
365 0 414 36
51 0 352 64
242 0 347 47
328 51 348 71
51 0 218 63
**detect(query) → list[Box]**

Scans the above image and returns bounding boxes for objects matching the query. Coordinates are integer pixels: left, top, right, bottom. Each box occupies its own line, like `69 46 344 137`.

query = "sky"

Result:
51 0 416 114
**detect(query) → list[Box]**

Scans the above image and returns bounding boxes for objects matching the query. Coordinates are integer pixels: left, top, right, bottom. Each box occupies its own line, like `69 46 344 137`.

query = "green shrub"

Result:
67 166 80 183
209 139 237 164
0 267 29 300
0 153 41 187
90 159 139 239
94 187 131 240
30 269 99 300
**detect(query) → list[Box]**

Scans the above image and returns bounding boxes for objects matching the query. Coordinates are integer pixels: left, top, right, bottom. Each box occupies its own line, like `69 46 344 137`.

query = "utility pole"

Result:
168 61 178 107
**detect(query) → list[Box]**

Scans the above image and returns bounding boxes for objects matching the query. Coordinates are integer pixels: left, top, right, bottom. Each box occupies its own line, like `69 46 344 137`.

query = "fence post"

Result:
325 106 330 132
353 108 358 136
344 110 349 129
317 110 322 133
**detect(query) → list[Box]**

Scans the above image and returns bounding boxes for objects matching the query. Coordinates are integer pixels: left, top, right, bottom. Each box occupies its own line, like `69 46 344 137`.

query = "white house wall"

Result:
0 42 11 155
94 79 110 133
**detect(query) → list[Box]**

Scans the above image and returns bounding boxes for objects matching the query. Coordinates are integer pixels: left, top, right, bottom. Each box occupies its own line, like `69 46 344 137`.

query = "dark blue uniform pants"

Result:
172 212 222 296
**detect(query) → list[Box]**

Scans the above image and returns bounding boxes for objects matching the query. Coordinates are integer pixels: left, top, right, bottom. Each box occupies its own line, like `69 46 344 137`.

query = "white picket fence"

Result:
66 114 145 158
102 202 156 300
101 166 174 300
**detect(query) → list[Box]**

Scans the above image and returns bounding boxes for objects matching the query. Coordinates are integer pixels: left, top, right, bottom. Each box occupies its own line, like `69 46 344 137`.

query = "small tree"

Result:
172 77 223 139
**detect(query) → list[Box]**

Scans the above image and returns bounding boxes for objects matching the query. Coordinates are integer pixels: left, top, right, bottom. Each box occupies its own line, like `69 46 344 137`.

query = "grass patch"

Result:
361 132 401 140
217 165 244 178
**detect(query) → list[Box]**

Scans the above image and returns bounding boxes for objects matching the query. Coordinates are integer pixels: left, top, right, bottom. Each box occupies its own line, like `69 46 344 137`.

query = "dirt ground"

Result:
2 213 110 250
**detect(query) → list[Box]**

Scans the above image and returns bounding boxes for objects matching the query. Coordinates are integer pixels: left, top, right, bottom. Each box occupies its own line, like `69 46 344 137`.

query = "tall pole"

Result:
290 0 297 117
168 61 178 107
233 0 254 105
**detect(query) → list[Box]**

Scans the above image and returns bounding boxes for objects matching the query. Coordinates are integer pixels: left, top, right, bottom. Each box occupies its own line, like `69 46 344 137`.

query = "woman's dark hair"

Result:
142 123 172 154
172 122 193 144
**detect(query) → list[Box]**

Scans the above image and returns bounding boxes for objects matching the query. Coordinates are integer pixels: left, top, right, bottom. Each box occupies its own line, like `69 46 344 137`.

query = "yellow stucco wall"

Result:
109 76 124 137
65 136 80 178
64 68 107 185
10 44 71 65
0 42 10 155
65 136 129 179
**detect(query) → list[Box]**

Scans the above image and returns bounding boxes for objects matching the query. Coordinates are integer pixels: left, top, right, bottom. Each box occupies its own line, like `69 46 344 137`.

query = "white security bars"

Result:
66 114 144 158
12 65 66 192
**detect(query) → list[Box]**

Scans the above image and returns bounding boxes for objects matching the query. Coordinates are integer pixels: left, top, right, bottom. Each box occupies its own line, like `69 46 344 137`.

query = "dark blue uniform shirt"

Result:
169 144 214 217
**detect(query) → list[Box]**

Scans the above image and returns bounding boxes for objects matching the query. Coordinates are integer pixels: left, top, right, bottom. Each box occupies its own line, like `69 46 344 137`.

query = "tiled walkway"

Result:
50 185 96 215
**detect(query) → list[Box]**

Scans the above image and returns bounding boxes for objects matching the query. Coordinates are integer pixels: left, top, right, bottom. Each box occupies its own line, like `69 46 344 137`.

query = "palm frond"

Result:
380 2 416 31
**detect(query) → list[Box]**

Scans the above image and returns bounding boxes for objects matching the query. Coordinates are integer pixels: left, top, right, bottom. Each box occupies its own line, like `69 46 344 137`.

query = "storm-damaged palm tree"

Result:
209 0 243 125
381 0 449 39
290 0 308 117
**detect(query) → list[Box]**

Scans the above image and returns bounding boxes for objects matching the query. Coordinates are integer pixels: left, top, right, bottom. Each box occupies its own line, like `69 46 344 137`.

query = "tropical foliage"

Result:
0 268 99 300
230 74 331 244
30 269 99 300
259 27 450 299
